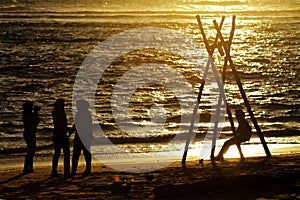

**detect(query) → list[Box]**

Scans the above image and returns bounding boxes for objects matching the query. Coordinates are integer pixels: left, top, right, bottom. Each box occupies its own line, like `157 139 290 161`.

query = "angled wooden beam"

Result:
213 17 271 158
197 16 242 159
181 16 225 165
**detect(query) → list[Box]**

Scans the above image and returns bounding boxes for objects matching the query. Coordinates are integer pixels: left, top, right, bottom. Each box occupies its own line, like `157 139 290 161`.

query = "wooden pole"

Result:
196 16 227 160
197 15 225 56
219 17 245 160
213 17 271 158
181 16 225 165
222 61 245 159
209 58 226 159
194 15 247 160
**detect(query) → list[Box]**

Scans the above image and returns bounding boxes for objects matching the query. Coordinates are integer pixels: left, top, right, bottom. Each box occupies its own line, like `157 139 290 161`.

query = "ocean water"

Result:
0 0 299 160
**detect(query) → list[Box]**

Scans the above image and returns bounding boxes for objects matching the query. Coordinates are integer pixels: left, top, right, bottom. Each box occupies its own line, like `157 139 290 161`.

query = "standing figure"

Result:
216 109 252 161
22 101 39 174
69 100 93 176
51 99 70 177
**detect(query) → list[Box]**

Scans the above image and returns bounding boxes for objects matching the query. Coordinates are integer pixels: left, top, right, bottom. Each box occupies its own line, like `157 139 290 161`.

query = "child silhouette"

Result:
216 109 252 161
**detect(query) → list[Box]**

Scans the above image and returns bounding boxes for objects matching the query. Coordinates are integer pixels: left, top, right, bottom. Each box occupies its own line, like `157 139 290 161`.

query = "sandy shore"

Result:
0 153 299 199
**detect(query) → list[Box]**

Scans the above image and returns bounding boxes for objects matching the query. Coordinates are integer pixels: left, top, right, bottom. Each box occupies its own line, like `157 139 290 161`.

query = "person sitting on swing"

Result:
216 109 252 161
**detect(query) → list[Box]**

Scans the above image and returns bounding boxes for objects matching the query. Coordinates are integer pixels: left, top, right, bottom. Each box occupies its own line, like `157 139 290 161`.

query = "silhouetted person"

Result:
51 99 70 177
69 100 93 176
22 101 39 174
216 109 252 161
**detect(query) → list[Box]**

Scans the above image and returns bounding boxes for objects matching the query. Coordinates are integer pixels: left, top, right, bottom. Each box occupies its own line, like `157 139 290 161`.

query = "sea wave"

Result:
1 128 299 155
0 0 299 14
1 10 300 18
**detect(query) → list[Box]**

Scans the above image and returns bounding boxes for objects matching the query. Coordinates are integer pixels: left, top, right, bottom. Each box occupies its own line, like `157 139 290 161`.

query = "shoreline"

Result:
1 137 300 171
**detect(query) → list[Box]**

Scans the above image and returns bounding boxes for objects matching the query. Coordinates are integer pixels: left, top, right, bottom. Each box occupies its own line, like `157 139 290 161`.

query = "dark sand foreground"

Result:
0 154 299 199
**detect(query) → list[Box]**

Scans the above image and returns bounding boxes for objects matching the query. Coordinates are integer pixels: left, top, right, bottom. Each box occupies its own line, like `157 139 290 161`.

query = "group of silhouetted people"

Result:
22 99 93 177
23 98 252 175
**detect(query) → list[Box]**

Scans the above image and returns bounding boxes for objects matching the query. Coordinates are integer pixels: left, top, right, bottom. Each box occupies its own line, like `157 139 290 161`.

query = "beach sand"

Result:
0 153 299 199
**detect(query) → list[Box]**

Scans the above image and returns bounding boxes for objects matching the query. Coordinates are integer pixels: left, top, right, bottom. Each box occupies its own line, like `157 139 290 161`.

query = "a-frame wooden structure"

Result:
182 15 271 164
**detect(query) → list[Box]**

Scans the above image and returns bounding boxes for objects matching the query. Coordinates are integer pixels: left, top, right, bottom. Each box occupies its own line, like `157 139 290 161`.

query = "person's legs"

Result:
23 137 29 173
71 137 82 175
51 141 61 176
216 138 237 160
236 143 245 161
23 150 30 173
82 146 91 175
27 137 36 172
62 140 70 176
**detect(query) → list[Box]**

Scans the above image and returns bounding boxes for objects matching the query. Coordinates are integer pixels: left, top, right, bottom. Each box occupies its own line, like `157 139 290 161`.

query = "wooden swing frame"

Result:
182 15 271 165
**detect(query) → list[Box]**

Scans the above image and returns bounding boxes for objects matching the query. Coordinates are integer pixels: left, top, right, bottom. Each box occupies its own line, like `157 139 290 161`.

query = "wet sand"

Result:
0 153 299 199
